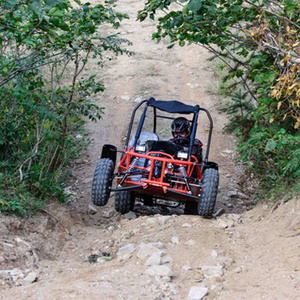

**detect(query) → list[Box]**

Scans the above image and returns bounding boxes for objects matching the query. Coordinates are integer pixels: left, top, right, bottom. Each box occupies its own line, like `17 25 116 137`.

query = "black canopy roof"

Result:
147 97 199 114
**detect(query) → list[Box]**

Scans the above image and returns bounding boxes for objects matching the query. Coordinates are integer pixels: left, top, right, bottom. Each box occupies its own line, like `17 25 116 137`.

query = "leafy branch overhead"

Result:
0 0 131 86
138 0 300 129
138 0 300 198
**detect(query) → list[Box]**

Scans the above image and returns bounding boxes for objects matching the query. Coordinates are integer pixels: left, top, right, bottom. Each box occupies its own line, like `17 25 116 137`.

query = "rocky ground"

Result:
1 0 300 299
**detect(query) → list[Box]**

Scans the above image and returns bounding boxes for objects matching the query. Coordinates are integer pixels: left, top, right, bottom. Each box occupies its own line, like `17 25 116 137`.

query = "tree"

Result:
0 0 131 215
138 0 300 198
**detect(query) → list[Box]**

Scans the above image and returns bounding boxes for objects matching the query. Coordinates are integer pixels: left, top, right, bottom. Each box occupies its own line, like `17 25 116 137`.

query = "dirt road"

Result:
1 0 300 299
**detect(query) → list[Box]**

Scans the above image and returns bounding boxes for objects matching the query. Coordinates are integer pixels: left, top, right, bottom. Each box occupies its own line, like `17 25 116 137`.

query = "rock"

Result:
117 244 135 261
216 218 230 229
184 239 196 246
145 251 162 266
216 214 241 228
182 223 192 228
220 149 234 158
187 286 208 300
245 200 256 207
226 214 241 222
88 204 98 215
228 190 249 199
83 177 93 184
182 265 192 271
201 266 224 278
137 244 161 260
0 222 9 235
149 242 165 249
124 211 137 220
23 272 37 285
145 265 173 277
161 255 174 264
228 190 239 197
88 254 100 263
158 216 172 225
146 217 159 225
211 250 218 258
134 97 143 103
210 275 224 284
102 210 114 218
10 268 24 278
0 270 11 279
171 236 180 244
212 208 225 217
75 159 88 164
120 96 130 101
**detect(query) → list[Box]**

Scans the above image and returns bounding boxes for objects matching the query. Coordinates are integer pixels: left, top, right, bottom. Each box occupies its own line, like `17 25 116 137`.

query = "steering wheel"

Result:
172 136 190 145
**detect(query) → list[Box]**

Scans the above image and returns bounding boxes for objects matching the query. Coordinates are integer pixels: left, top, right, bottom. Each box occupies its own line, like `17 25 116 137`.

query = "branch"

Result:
41 209 71 235
244 0 300 30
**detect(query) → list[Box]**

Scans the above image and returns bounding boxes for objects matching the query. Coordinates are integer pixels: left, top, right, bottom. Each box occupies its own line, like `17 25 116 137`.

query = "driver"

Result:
170 117 203 162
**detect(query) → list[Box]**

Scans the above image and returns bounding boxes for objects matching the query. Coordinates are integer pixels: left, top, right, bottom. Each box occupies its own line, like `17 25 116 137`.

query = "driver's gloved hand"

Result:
170 136 190 145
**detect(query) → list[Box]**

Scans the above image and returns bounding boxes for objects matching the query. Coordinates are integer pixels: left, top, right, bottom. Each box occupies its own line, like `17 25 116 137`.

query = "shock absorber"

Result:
118 156 139 187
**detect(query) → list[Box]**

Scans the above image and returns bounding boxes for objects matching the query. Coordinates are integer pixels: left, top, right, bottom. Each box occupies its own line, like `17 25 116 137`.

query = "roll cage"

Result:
124 97 214 162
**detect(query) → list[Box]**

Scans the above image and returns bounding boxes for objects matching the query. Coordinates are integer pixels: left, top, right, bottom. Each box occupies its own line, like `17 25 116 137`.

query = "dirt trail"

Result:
1 0 300 299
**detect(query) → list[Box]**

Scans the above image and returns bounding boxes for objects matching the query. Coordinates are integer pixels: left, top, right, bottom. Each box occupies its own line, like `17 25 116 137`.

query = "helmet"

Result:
171 117 191 138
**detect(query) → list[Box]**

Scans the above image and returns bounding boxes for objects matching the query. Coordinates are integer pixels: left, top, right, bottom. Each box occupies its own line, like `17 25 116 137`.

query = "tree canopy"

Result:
138 0 300 198
0 0 131 215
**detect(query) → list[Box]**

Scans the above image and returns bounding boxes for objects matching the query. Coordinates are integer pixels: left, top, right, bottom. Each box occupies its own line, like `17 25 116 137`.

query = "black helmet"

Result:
171 117 191 138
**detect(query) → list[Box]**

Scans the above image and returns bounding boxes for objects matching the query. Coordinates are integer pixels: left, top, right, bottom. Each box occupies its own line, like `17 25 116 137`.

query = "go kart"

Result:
91 97 219 217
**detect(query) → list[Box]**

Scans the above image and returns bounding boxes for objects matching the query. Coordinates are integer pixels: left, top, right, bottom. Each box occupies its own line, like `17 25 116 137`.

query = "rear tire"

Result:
198 168 219 217
115 191 135 214
91 158 114 206
184 201 198 215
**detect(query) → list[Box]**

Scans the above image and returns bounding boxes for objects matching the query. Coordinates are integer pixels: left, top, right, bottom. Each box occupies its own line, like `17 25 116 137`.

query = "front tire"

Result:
115 191 135 214
91 158 114 206
198 168 219 217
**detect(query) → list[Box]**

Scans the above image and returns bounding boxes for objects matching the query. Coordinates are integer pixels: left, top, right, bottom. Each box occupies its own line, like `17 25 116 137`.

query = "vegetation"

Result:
0 0 131 215
138 0 300 200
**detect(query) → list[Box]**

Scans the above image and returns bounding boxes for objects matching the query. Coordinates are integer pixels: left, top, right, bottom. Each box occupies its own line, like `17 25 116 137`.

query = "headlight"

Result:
177 151 188 159
135 145 146 152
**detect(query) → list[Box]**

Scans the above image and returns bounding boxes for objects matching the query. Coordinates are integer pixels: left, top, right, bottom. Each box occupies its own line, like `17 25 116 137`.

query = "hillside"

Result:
1 0 299 299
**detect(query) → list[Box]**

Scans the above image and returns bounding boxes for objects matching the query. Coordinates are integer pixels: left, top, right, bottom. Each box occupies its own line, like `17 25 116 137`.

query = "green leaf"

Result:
2 0 17 9
57 22 69 31
265 139 277 152
182 4 189 15
52 9 64 17
261 97 270 105
254 74 263 83
51 17 60 26
45 0 57 8
267 72 277 83
28 0 42 11
188 0 203 13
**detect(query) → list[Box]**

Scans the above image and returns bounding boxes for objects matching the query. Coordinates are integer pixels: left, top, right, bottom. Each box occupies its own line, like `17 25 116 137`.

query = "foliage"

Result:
0 0 131 215
138 0 300 198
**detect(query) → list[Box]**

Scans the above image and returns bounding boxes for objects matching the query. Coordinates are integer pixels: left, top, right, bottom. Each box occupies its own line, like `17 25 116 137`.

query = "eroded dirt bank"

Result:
1 0 300 299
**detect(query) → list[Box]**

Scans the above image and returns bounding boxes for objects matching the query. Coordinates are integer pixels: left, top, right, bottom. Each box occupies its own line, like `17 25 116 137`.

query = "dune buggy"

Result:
91 97 219 217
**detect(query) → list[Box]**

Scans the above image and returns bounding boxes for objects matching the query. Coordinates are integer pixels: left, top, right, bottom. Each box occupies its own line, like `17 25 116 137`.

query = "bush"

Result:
138 0 300 200
0 0 131 215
